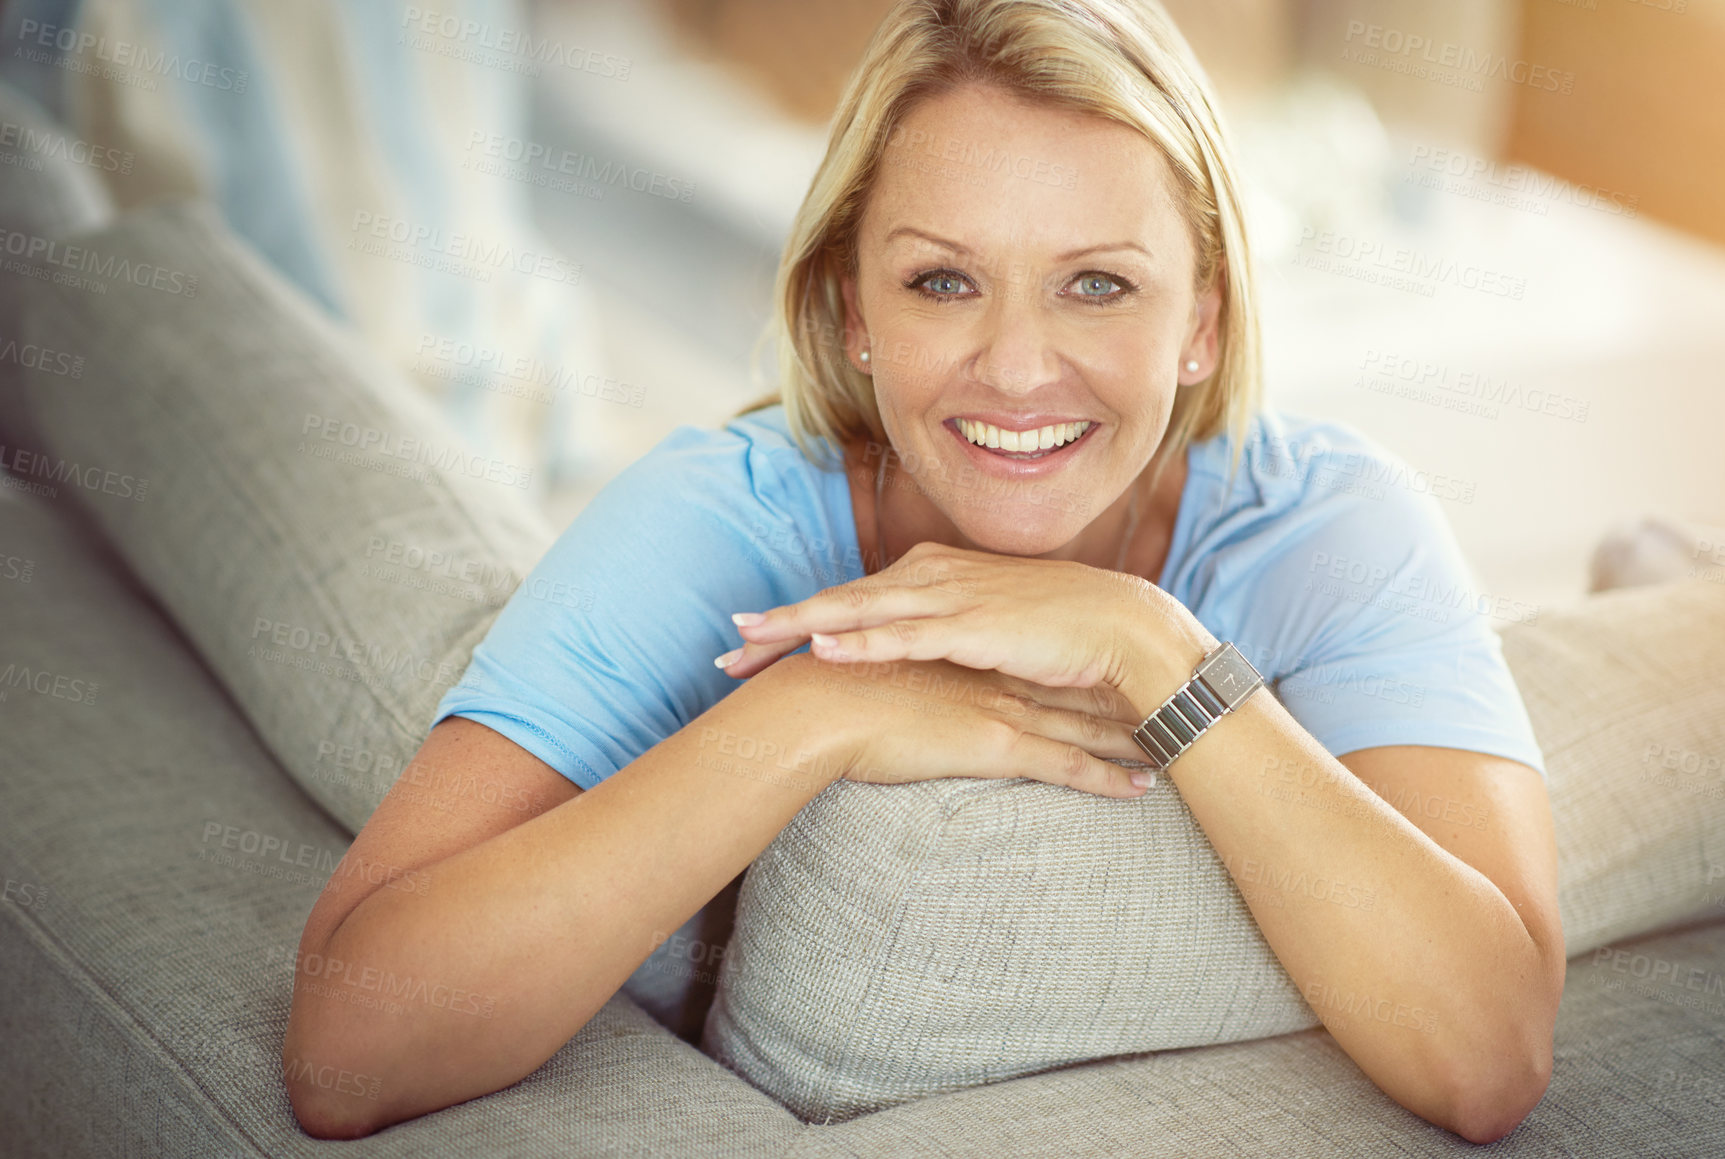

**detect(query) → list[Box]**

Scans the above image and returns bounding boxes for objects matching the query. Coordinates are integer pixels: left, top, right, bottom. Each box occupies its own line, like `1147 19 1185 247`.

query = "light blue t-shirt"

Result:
431 402 1547 786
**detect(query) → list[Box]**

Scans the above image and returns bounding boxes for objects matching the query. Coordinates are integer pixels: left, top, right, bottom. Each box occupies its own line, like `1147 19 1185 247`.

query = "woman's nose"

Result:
972 276 1061 394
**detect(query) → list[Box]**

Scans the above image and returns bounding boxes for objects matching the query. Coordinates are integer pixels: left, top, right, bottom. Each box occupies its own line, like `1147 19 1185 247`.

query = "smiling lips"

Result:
953 416 1095 459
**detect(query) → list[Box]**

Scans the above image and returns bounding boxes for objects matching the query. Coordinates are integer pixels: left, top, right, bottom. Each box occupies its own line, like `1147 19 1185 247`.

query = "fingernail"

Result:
1129 771 1153 789
731 612 765 627
714 648 742 668
810 633 837 647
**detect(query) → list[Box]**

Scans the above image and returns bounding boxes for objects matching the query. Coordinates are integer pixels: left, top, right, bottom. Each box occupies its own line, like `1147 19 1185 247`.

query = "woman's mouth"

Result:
949 416 1096 461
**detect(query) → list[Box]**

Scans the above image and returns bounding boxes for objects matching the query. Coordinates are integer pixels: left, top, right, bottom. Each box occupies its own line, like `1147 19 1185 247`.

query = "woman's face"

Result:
841 81 1221 559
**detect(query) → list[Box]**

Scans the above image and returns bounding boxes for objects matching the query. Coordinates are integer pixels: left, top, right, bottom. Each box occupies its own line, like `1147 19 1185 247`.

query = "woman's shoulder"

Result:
1164 406 1475 614
595 402 838 514
1184 407 1471 521
551 401 861 586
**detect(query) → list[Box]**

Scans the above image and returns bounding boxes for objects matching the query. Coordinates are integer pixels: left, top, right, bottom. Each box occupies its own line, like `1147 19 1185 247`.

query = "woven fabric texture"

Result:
0 484 804 1158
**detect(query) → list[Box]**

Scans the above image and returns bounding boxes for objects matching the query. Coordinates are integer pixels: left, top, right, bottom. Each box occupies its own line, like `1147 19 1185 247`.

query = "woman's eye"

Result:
1071 272 1124 298
913 271 971 297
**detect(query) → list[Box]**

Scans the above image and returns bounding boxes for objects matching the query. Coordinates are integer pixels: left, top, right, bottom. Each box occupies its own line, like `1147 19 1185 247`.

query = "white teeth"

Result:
957 418 1092 453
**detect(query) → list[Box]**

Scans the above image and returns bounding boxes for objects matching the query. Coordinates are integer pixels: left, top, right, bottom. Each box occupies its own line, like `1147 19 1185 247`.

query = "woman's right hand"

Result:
778 650 1157 799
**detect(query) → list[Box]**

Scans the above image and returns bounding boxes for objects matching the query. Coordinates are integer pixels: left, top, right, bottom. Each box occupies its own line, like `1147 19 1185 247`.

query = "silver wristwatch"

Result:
1131 641 1265 772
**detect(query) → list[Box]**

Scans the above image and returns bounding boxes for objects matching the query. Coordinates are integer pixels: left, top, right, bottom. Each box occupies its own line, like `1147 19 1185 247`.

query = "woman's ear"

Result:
839 269 870 373
1178 267 1224 384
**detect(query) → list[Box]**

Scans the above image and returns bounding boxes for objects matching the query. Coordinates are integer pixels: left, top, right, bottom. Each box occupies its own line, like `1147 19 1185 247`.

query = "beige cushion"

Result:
0 198 760 1039
1500 578 1725 950
0 199 552 836
703 577 1725 1123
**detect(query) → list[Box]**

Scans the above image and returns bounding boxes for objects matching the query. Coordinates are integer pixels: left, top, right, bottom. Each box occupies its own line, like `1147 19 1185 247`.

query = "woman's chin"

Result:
948 511 1087 559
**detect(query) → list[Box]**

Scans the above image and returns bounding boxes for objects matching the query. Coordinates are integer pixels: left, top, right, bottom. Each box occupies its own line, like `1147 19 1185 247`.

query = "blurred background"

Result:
12 0 1724 615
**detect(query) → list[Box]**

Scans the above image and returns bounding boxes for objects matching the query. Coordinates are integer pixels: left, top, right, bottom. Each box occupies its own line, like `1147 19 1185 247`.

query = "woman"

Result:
283 0 1563 1143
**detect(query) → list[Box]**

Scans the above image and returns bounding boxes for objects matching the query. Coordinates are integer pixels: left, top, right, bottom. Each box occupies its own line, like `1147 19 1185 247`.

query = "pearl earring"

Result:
860 349 871 373
1184 359 1200 373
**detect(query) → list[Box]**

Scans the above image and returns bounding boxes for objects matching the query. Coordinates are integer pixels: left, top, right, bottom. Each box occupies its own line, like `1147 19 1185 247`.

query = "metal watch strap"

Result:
1131 641 1264 772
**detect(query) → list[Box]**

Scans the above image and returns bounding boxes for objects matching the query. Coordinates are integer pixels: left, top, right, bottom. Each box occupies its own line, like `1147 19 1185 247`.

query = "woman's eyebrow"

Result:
881 225 1153 263
882 225 971 253
1054 240 1155 262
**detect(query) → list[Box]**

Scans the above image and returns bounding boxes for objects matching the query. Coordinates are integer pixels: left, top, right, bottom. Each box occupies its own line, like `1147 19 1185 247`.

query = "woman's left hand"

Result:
715 540 1211 721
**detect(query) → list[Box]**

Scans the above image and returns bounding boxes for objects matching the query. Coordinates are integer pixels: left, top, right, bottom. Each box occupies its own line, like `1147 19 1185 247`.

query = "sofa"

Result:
3 82 1725 1159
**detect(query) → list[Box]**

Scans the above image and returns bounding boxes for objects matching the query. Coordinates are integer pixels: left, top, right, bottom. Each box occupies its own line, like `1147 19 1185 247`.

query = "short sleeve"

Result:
1223 445 1547 781
429 413 855 789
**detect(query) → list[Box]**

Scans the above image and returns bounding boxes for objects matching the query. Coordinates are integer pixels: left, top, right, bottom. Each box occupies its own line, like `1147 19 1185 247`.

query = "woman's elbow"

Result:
283 1059 392 1140
281 1018 394 1139
1443 1043 1554 1144
288 1088 386 1141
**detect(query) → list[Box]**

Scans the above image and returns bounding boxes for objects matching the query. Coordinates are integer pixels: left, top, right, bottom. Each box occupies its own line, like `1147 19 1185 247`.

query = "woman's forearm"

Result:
1114 611 1560 1142
283 654 851 1137
1166 695 1551 1134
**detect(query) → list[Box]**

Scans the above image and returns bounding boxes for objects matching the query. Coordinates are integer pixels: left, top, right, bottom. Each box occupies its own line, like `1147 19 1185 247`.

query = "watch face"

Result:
1198 645 1262 710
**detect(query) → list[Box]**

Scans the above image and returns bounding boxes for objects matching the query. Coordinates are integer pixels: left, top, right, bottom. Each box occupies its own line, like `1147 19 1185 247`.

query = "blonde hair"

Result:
733 0 1261 501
